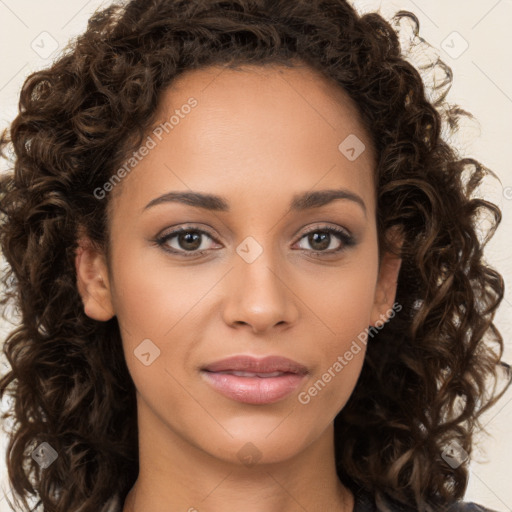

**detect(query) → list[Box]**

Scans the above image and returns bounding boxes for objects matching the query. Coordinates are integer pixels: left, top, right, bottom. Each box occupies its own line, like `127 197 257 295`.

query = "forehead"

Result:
161 62 369 126
108 63 376 219
156 63 374 160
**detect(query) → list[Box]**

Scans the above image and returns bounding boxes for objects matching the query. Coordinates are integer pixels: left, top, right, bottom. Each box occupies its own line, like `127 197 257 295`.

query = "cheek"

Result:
297 298 371 421
108 245 223 404
298 251 378 410
305 250 379 335
109 240 201 339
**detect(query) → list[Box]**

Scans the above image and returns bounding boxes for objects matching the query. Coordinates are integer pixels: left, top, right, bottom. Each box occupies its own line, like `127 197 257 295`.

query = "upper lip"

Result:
202 355 309 374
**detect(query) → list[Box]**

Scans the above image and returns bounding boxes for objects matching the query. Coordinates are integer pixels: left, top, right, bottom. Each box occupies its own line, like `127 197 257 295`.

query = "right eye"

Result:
154 227 220 257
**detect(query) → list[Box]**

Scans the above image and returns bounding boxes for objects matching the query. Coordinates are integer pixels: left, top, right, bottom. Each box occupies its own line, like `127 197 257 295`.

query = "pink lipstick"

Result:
201 355 308 405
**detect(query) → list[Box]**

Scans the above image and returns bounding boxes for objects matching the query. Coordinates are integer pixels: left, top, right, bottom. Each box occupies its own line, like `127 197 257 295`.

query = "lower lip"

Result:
201 371 306 404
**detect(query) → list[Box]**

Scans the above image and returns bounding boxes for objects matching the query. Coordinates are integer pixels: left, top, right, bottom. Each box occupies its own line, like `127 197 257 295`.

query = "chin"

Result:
199 424 317 466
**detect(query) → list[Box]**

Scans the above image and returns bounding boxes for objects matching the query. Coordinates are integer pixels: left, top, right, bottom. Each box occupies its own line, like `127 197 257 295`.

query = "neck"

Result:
122 401 354 512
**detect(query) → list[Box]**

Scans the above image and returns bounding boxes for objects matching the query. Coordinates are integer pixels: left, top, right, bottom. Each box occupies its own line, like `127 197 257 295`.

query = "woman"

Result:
0 1 510 511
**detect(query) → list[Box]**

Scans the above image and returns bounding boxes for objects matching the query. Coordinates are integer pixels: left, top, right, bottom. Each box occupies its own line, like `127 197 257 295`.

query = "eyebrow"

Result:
143 188 367 216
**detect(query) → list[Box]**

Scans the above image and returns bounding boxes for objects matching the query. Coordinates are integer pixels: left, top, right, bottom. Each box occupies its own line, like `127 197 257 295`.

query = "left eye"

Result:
295 227 355 253
155 226 355 257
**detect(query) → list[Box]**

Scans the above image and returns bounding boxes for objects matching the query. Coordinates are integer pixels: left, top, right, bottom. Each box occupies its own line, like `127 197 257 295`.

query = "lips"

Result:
216 370 285 378
202 355 309 375
201 355 308 405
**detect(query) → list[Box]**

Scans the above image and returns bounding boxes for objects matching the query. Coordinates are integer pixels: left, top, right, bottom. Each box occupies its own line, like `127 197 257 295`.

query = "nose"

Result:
222 247 299 335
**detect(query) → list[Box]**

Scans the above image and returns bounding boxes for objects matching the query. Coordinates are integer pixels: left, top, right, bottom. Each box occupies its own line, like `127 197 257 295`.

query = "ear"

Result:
75 233 115 321
369 226 403 326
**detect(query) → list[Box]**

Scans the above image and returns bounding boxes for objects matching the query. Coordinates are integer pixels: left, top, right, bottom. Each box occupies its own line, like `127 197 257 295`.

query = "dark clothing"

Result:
353 488 500 512
104 488 501 511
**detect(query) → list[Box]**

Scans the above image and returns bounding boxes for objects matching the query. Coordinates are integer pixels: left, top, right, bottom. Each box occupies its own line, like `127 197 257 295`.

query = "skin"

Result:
75 62 402 512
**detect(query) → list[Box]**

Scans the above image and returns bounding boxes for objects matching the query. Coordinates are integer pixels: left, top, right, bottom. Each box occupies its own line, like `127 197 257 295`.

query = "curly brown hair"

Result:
0 1 510 511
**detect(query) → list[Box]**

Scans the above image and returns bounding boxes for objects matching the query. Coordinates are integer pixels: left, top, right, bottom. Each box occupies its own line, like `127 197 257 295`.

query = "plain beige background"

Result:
0 0 511 511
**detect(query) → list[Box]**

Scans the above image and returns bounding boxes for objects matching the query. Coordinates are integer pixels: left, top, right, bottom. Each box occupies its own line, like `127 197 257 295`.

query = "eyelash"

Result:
153 224 356 259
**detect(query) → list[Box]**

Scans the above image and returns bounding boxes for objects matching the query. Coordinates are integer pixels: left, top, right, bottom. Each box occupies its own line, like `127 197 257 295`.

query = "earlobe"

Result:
370 227 403 327
75 235 115 321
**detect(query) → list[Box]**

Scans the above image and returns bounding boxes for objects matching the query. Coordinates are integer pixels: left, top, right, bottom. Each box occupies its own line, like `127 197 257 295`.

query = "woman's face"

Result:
76 63 401 466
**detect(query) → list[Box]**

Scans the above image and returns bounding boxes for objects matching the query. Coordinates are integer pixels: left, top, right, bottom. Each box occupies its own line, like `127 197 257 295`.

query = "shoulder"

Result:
446 502 501 512
352 488 501 512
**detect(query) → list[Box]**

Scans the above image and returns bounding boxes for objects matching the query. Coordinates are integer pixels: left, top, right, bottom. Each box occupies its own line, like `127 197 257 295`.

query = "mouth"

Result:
211 370 290 378
200 355 308 405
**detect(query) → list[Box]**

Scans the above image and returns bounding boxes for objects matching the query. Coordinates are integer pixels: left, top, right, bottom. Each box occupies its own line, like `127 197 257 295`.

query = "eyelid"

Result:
299 224 352 239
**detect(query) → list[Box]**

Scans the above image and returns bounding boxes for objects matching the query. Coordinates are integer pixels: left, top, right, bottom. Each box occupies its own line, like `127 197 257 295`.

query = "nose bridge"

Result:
223 231 297 332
